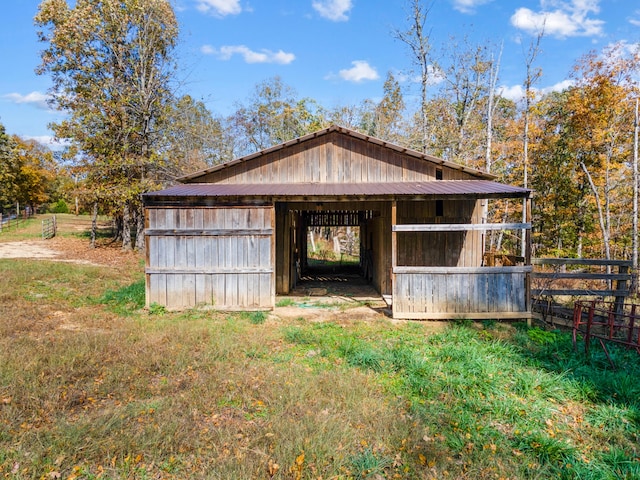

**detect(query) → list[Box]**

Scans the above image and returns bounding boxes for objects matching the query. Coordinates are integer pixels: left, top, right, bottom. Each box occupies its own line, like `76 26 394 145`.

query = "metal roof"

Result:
144 180 530 199
178 125 496 182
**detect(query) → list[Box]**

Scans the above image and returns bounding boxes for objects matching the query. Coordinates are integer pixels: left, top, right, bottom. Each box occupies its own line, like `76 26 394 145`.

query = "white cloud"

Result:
195 0 241 17
500 84 525 102
27 136 70 151
510 0 604 38
312 0 353 21
500 79 574 102
630 9 640 26
451 0 494 14
3 91 51 110
541 79 575 95
337 60 379 83
201 44 295 64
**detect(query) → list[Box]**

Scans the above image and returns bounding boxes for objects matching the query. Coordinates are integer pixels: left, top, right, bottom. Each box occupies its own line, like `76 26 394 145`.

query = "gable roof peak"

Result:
177 124 495 182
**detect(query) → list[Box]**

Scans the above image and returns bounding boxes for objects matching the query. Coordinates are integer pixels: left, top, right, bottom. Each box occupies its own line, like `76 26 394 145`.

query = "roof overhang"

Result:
143 180 531 206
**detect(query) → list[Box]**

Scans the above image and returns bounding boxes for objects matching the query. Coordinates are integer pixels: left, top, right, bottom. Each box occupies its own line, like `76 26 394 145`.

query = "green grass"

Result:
1 241 640 478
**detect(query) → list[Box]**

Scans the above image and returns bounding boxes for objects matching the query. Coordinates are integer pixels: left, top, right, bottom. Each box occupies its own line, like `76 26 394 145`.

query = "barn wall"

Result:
396 199 483 267
189 132 478 185
392 267 529 319
366 203 392 296
145 205 274 310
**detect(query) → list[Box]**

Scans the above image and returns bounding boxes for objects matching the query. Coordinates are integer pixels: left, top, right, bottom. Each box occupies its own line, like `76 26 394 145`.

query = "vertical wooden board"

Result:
174 236 186 269
237 273 248 308
225 273 238 307
165 274 179 309
162 208 172 229
415 273 426 313
151 208 162 230
208 237 218 270
243 235 252 268
204 274 213 306
512 273 524 312
205 207 217 230
425 274 444 312
165 237 176 269
194 274 206 305
466 273 477 312
247 273 257 308
181 274 195 307
193 208 204 230
243 207 253 229
229 235 238 270
488 273 499 312
147 274 159 305
246 235 256 268
316 142 324 183
476 273 488 312
147 208 156 229
392 274 401 314
147 236 158 268
185 208 195 229
212 274 225 306
256 272 265 308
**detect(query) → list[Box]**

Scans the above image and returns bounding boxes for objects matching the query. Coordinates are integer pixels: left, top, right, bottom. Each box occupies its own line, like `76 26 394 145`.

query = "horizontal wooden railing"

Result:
531 258 632 299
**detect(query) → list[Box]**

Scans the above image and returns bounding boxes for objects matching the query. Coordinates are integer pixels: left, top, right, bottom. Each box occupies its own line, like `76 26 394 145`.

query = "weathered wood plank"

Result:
393 266 532 274
532 258 632 267
393 222 531 232
532 289 630 297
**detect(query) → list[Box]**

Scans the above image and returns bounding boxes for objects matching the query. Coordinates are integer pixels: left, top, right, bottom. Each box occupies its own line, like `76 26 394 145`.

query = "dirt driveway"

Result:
0 241 61 259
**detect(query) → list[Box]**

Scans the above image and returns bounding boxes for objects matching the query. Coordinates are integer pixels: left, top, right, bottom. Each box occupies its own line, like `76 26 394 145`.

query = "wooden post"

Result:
614 264 628 316
271 204 276 308
525 195 532 326
391 200 397 317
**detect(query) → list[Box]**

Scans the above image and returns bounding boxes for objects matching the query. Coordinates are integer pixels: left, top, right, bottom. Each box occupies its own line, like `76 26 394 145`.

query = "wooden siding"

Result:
145 206 274 310
396 199 483 267
392 267 531 319
189 132 478 185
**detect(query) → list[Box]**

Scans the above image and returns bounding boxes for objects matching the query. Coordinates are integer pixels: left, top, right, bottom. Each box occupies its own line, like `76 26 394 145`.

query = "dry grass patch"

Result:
1 232 639 479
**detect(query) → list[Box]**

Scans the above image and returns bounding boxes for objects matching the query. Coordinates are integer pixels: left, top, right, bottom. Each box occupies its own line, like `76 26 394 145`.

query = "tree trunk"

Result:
134 204 145 251
90 202 98 248
633 98 638 292
122 203 132 251
580 162 611 260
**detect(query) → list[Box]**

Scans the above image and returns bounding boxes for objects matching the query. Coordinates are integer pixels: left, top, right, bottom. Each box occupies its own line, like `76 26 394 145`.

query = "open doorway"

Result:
302 224 361 281
298 210 373 284
275 203 383 297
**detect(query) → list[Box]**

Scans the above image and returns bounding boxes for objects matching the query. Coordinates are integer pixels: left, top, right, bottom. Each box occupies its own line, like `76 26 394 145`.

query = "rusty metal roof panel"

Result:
144 181 530 198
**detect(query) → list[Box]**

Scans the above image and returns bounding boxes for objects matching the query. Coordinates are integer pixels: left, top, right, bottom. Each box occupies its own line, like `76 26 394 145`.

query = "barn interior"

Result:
275 201 391 298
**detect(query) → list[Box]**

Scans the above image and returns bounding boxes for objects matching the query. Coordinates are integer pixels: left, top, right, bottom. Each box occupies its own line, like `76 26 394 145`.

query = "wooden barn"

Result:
143 125 532 319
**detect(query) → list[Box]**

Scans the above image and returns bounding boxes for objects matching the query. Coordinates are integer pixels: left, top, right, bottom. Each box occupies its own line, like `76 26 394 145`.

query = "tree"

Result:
10 136 57 211
394 0 433 152
411 36 495 168
0 123 17 210
374 71 406 143
0 124 56 214
159 95 231 178
230 76 326 156
35 0 179 250
520 28 544 257
566 44 637 259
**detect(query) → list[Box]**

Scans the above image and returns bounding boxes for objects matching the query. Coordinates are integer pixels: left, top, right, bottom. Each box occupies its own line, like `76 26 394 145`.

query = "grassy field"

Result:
1 217 639 479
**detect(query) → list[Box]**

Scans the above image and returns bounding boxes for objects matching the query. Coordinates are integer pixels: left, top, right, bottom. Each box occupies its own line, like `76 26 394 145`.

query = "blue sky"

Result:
1 0 639 149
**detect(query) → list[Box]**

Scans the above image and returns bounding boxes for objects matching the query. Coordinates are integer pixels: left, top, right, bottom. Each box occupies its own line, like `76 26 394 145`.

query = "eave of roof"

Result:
143 180 530 200
177 125 496 182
